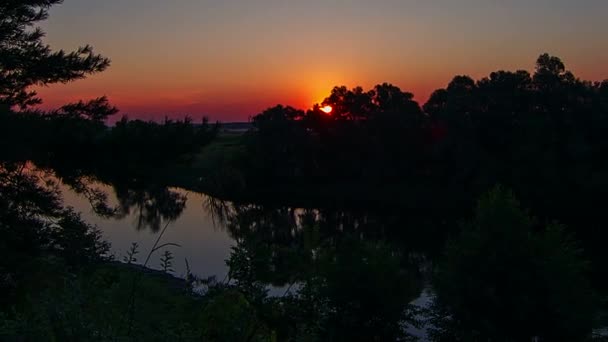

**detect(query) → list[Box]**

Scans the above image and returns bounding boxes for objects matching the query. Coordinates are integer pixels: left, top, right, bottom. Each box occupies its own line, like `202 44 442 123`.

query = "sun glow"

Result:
320 105 333 114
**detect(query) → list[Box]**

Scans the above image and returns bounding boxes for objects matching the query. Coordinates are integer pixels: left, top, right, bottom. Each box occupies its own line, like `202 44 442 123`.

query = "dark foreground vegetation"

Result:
2 1 608 341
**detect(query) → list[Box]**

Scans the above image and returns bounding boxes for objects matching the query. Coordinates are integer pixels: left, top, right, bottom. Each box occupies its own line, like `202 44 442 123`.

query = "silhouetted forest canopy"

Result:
239 55 608 207
2 1 608 341
205 55 608 230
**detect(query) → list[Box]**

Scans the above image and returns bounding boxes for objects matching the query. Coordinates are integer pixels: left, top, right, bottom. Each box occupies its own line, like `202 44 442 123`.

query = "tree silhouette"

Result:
214 202 426 341
430 187 594 340
0 0 110 112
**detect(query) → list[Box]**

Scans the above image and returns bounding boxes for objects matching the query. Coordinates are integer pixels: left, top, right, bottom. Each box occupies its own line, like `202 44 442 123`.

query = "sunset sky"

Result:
38 0 608 122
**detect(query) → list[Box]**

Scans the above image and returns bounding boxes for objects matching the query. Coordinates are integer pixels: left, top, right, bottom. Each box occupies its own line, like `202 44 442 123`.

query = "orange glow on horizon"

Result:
33 1 608 123
320 105 333 114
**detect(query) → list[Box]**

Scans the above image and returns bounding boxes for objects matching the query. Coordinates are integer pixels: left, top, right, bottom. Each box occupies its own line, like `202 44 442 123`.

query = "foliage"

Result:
123 242 139 264
234 54 608 292
245 84 428 185
221 204 426 341
160 250 174 273
0 2 606 339
0 1 265 341
0 264 205 341
430 186 595 341
0 163 110 306
240 55 608 214
200 289 269 342
0 0 110 111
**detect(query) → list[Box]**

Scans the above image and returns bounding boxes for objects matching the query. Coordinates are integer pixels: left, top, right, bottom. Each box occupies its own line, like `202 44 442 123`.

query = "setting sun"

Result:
321 105 333 114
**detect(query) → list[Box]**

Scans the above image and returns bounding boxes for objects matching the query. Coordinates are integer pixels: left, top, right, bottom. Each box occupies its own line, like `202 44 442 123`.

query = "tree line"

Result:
244 54 608 215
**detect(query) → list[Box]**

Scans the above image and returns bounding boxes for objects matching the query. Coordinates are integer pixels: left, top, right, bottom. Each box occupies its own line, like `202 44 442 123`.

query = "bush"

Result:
430 186 595 341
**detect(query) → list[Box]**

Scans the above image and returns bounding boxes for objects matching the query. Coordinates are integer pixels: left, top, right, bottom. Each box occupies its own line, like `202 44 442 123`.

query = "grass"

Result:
0 261 205 341
166 132 247 191
190 132 246 172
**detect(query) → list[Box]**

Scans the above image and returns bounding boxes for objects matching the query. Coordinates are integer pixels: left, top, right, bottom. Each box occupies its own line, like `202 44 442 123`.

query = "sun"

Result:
320 105 333 114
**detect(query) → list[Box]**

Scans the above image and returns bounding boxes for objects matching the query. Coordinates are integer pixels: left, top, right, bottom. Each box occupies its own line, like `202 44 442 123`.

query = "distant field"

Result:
191 131 246 172
218 122 253 133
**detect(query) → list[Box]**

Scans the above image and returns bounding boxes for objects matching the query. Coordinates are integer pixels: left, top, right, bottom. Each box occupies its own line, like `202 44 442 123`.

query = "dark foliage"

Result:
0 1 606 339
0 0 110 110
430 187 595 341
238 54 608 289
0 163 110 307
243 55 608 217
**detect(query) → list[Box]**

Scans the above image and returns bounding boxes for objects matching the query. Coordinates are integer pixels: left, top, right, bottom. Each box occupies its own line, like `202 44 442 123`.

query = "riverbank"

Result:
165 133 467 214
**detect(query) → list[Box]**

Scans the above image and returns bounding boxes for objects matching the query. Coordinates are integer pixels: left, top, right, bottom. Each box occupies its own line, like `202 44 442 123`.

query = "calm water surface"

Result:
58 177 432 339
61 183 234 280
46 172 608 340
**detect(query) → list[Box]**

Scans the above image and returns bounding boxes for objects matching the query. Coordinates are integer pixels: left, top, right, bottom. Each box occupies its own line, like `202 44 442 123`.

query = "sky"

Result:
37 0 608 122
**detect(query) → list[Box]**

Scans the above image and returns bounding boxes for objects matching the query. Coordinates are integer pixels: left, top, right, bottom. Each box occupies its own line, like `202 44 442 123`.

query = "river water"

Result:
57 176 433 339
62 184 233 279
52 172 608 340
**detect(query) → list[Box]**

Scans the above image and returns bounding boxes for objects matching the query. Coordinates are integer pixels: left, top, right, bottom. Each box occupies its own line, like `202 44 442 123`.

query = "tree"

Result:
322 86 375 120
430 186 595 341
249 105 313 182
533 53 575 89
373 83 421 116
0 0 110 114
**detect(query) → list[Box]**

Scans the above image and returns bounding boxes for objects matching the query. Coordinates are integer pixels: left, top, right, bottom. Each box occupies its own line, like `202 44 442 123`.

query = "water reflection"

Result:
112 184 187 232
5 163 603 340
206 202 429 340
54 170 433 340
59 179 234 281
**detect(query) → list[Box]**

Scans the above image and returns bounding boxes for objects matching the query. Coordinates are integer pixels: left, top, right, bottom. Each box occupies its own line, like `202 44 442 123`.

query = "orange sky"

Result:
36 0 608 122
